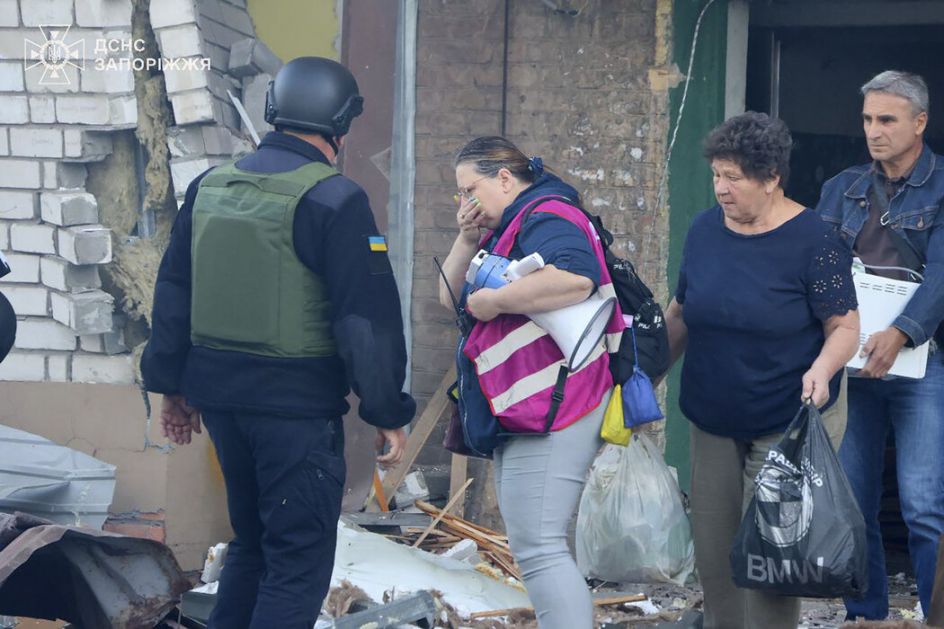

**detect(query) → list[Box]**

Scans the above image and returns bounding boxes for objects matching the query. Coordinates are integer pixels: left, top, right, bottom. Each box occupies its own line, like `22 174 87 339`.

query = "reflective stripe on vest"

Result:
463 199 624 432
190 160 339 358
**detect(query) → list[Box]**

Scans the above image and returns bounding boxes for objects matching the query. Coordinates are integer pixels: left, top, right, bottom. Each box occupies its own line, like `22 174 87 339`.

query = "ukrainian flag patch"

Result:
368 235 388 252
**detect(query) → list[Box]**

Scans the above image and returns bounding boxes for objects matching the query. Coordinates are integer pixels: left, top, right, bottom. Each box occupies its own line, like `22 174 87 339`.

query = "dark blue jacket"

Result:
141 132 416 428
816 144 944 347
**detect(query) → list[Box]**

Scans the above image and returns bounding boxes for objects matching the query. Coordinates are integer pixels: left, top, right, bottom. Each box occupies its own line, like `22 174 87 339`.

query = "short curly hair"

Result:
703 111 793 188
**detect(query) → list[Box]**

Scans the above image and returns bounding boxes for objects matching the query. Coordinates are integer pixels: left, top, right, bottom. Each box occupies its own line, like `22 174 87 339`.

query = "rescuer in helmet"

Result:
142 57 416 628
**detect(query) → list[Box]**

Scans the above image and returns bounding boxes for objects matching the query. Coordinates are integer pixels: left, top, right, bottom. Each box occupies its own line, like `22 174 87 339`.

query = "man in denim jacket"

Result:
816 70 944 621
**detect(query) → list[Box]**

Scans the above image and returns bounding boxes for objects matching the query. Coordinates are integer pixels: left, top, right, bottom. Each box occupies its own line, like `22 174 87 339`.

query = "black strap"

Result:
886 226 925 276
543 365 569 432
871 172 926 274
521 194 615 251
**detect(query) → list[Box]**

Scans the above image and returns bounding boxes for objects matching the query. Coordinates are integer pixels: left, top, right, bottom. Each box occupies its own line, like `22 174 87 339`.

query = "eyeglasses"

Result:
455 174 491 201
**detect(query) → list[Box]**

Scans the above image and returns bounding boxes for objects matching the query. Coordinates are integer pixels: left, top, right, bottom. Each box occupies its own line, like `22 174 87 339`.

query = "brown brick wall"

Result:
412 0 670 459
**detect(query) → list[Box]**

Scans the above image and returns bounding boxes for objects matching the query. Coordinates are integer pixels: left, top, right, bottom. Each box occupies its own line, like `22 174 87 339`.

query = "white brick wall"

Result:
0 0 19 28
170 90 217 125
63 130 113 161
0 96 30 125
0 253 40 283
58 163 89 189
24 70 79 95
10 223 56 254
164 61 210 95
56 95 111 125
40 256 101 292
21 0 74 27
72 353 134 384
9 128 65 159
80 334 104 352
57 225 112 265
0 62 25 92
0 191 37 220
0 160 41 189
0 352 47 382
41 191 99 226
2 285 49 316
29 96 57 124
42 161 57 189
159 24 204 59
171 157 215 193
75 0 133 28
150 0 198 30
0 0 262 384
47 353 70 381
15 319 77 351
80 66 134 94
108 95 138 126
50 289 114 334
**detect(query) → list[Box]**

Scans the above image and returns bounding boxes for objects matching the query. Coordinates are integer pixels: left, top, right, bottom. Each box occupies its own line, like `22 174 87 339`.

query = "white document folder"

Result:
847 271 929 379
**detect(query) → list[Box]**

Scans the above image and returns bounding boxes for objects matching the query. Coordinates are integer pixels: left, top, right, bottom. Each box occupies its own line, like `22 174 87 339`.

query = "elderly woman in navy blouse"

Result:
664 112 860 629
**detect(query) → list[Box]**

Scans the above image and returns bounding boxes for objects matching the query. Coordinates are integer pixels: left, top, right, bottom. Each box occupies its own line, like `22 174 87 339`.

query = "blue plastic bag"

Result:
621 328 664 427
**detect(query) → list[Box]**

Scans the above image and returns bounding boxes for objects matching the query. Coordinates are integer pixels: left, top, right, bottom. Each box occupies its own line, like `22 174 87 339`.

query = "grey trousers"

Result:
690 375 847 629
493 392 608 629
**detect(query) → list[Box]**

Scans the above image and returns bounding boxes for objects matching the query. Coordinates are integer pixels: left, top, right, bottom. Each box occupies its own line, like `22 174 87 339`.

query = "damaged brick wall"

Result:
412 0 673 460
0 1 135 383
0 0 269 385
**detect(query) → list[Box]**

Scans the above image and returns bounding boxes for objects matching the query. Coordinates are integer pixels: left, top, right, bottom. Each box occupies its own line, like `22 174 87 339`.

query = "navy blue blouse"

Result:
676 206 857 440
484 173 600 286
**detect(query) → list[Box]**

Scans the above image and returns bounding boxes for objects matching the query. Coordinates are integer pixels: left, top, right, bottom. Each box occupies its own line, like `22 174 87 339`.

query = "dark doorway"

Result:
744 6 944 576
746 24 944 208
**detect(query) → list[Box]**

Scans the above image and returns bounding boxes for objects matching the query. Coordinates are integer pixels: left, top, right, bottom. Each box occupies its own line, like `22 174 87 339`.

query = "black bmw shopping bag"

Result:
729 402 868 598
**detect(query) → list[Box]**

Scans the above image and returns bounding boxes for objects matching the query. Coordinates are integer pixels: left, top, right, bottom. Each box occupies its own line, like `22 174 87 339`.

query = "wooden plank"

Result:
344 512 431 528
449 453 468 519
376 365 456 507
371 468 389 512
412 477 474 548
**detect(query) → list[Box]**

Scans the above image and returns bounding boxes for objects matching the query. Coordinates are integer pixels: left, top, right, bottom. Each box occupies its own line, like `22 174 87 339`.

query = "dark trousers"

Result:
202 411 346 629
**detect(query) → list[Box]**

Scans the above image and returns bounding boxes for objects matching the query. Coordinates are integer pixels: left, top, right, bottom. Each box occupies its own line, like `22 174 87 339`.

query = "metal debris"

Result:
0 424 117 529
0 512 189 628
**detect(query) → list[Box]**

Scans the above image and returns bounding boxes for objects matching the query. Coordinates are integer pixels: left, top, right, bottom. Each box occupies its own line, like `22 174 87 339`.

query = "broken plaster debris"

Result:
0 424 116 529
201 541 229 584
331 517 530 617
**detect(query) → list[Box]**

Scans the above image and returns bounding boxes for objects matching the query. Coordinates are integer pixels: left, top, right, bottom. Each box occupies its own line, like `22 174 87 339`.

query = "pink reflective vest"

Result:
463 198 624 433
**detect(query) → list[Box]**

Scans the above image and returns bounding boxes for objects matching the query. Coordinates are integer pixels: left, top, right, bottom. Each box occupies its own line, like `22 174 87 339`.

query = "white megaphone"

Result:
466 250 615 370
531 291 615 370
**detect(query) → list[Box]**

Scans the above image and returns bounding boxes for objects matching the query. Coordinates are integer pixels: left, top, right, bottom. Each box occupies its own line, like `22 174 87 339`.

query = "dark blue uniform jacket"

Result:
141 132 416 429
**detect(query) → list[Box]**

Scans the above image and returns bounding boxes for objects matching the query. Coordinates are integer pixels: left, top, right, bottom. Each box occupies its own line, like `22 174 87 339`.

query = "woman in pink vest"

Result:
439 136 622 629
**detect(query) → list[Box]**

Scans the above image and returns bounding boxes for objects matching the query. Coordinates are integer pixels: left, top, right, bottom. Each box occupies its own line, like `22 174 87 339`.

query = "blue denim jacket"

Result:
815 144 944 346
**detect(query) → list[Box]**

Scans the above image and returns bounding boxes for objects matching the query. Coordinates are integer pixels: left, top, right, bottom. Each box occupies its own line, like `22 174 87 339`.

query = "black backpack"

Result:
525 197 670 383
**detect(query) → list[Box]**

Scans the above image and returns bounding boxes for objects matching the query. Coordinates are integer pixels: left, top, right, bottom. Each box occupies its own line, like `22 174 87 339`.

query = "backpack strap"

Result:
870 171 926 274
544 365 570 431
522 195 615 250
517 196 608 432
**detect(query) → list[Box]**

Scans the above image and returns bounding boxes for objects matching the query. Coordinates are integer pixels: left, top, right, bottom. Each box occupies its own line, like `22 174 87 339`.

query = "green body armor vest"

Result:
190 161 338 358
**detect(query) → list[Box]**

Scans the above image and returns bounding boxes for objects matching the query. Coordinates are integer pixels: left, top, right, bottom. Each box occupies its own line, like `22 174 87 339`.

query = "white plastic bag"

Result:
576 434 695 585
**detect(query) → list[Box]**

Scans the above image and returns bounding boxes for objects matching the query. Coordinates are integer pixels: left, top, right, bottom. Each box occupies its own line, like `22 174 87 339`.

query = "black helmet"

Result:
265 57 364 138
